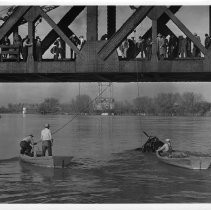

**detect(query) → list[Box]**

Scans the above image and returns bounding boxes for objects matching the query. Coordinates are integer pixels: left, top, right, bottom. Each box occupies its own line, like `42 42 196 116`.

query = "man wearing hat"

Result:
57 37 64 60
70 34 80 59
157 33 162 59
41 123 53 156
35 36 42 61
205 33 211 49
193 33 201 57
20 134 35 156
157 138 172 156
78 35 85 50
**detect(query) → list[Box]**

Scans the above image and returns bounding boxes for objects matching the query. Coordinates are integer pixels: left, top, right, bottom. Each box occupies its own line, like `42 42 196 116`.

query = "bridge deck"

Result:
0 58 208 82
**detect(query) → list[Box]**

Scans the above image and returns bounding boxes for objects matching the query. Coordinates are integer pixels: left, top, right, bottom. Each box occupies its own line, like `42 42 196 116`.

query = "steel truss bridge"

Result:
0 6 211 82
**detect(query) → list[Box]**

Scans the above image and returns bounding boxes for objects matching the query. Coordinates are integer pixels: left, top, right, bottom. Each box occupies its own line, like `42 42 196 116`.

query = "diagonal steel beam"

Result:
0 6 31 41
143 6 181 40
165 7 206 55
38 7 84 59
131 6 181 59
41 6 85 54
98 6 153 60
131 6 179 58
24 6 42 22
133 24 174 58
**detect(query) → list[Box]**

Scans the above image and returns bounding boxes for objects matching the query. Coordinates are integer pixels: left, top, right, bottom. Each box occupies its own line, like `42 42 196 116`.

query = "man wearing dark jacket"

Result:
205 33 211 49
20 134 35 156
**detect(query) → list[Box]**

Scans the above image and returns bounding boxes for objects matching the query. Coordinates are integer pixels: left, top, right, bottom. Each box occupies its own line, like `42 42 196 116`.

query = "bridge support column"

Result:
13 26 19 42
27 20 35 72
61 39 66 59
148 7 168 70
87 6 98 41
24 7 42 72
107 6 116 39
151 19 158 66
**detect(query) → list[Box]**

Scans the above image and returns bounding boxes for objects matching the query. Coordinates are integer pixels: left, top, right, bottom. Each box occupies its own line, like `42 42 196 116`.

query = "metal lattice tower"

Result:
98 82 113 99
97 82 113 113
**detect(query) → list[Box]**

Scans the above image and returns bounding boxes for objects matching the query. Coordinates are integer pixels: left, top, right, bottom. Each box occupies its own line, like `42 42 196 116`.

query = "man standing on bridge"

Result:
41 123 53 156
205 33 211 49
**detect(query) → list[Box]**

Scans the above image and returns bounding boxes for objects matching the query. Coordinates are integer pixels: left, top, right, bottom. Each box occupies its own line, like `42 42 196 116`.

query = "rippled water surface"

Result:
1 114 211 203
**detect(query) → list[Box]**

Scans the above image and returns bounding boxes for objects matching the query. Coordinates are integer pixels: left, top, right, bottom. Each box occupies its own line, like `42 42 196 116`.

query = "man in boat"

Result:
41 123 53 156
141 135 164 152
156 139 172 156
20 134 36 156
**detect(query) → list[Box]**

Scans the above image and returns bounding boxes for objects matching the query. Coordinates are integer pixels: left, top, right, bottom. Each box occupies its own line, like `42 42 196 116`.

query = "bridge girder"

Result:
0 5 210 82
41 6 85 54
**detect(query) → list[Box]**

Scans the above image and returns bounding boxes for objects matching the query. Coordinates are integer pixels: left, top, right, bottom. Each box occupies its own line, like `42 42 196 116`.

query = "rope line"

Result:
52 85 110 135
134 29 142 146
25 74 109 136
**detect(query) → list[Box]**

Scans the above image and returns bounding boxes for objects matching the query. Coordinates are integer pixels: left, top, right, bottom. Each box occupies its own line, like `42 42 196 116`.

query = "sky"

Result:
0 5 210 106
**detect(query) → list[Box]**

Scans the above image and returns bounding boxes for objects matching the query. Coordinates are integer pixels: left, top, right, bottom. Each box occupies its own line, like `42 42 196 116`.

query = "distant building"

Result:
22 104 39 114
101 112 109 116
22 107 26 114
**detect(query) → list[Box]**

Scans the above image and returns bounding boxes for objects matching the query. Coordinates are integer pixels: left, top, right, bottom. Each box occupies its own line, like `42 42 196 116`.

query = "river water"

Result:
1 114 211 203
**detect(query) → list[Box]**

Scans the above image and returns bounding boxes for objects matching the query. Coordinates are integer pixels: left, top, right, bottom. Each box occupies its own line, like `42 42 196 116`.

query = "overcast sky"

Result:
0 5 210 106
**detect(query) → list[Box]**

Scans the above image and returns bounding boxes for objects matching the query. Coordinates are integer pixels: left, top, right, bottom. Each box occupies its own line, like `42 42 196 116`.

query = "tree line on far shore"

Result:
0 92 211 116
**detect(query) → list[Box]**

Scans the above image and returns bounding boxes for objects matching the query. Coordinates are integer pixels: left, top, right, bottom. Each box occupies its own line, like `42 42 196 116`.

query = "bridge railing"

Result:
0 45 20 62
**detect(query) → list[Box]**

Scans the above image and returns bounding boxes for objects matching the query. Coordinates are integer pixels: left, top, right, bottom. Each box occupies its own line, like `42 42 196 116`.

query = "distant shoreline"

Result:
1 113 211 117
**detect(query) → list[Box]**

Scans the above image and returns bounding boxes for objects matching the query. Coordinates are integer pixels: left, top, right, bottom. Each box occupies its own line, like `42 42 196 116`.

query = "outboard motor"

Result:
141 135 164 153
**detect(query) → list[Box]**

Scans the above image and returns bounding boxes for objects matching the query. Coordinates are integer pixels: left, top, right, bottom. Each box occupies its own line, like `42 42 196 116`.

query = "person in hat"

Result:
145 37 152 60
2 36 11 59
78 35 86 50
35 36 42 61
136 36 145 59
13 33 23 60
51 37 64 60
193 33 201 57
41 123 53 156
22 35 33 61
205 33 211 49
51 41 59 60
69 34 80 59
20 134 35 156
157 33 162 59
157 138 172 156
57 37 64 60
168 34 178 59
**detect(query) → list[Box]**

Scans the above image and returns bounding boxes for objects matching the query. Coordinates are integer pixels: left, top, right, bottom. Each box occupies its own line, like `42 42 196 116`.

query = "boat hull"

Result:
19 154 73 168
156 151 211 170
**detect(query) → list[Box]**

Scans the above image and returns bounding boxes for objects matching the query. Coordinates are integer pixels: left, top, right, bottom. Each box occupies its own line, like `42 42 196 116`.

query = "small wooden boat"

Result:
156 151 211 170
19 154 74 168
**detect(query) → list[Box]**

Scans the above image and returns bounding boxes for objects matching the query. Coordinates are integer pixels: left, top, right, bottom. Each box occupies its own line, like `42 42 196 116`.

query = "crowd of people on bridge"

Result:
0 33 43 61
119 32 211 60
0 32 211 62
0 33 86 61
50 35 86 60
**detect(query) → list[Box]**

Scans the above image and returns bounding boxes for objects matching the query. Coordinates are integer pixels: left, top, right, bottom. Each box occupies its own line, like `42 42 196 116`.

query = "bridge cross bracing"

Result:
0 5 210 82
